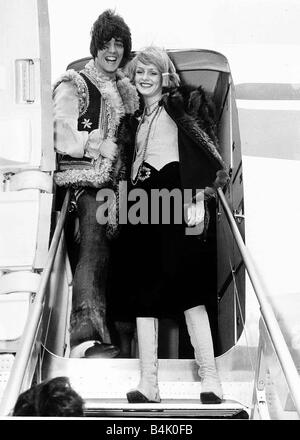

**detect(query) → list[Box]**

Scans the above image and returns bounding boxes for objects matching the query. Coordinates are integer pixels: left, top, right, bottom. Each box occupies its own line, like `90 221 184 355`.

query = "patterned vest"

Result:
58 73 103 171
77 72 102 134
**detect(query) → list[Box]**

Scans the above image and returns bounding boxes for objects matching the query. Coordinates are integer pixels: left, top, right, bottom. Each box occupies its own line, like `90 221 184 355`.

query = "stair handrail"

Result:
217 187 300 416
0 189 71 416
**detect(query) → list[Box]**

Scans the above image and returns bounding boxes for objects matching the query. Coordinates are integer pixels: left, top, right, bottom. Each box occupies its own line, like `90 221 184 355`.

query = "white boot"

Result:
184 305 223 404
127 317 161 403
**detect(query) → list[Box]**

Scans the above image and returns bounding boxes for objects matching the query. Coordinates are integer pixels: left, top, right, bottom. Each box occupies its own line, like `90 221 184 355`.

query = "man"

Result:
13 377 84 417
53 10 139 358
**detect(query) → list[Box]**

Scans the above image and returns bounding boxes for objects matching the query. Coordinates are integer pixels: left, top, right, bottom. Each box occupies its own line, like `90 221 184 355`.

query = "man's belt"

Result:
57 155 94 171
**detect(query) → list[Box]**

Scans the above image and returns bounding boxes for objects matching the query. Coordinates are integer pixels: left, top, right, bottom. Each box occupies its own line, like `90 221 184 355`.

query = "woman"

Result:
112 46 228 404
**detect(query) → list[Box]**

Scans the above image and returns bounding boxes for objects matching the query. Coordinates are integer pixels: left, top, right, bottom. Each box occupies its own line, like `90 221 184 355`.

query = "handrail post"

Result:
217 187 300 417
0 190 70 416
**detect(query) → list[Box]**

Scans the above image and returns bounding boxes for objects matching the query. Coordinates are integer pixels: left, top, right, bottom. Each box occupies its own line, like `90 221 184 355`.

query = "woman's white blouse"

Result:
132 107 179 180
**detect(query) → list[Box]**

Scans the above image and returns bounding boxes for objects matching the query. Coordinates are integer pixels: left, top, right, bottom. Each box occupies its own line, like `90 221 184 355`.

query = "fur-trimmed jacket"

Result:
117 85 229 237
52 59 139 189
123 85 228 196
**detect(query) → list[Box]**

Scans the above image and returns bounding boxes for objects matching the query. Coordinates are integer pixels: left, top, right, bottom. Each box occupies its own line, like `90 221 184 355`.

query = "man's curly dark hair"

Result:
13 377 84 417
90 9 132 66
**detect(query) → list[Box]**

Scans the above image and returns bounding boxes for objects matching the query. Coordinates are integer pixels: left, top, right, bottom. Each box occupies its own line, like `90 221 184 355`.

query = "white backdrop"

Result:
48 0 300 84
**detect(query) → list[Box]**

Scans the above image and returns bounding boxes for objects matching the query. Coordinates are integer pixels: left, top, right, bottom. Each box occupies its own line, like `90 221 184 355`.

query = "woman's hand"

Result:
186 199 205 227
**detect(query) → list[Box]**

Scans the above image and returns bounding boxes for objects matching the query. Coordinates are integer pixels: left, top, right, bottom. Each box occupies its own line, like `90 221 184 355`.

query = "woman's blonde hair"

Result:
126 46 180 88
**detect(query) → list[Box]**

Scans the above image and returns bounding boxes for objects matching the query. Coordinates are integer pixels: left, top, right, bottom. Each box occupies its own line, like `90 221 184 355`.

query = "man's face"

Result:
95 37 124 77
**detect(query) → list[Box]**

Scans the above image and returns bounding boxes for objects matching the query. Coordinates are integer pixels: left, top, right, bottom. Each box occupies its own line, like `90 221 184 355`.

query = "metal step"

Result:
83 399 249 419
42 351 252 418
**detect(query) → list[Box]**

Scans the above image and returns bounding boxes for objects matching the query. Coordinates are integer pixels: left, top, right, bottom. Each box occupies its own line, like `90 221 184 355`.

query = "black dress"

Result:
109 160 217 321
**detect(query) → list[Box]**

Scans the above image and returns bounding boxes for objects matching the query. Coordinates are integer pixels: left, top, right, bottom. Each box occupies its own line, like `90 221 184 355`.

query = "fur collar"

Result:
52 63 140 119
162 87 227 170
83 60 139 117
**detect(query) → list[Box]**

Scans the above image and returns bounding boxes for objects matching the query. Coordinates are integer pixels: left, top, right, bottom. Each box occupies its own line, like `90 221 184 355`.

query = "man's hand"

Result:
86 131 118 160
86 129 101 159
99 138 118 160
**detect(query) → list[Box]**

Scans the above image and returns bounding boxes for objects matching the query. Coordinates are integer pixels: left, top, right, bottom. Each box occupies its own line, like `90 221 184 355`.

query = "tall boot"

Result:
126 317 161 403
184 305 223 404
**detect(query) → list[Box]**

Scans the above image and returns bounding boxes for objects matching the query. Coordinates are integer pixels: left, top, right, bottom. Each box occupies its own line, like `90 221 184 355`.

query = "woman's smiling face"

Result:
134 61 162 101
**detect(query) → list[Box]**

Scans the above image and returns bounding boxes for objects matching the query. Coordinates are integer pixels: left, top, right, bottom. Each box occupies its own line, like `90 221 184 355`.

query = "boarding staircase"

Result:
1 182 299 419
18 187 251 419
